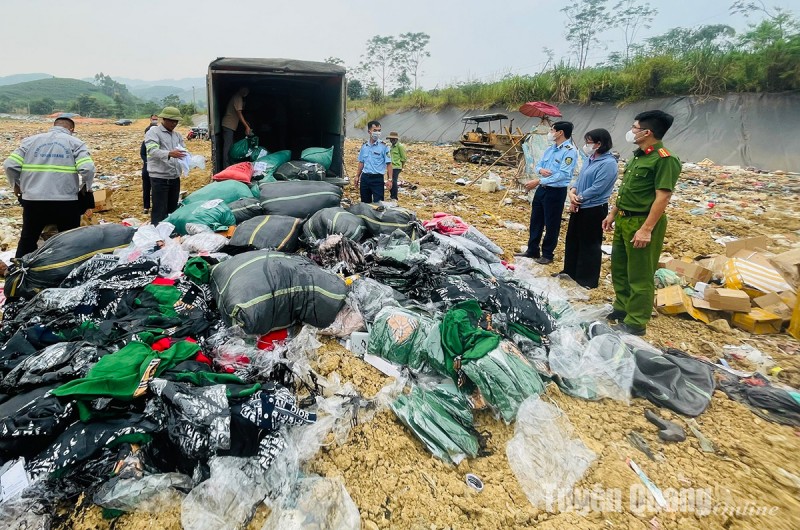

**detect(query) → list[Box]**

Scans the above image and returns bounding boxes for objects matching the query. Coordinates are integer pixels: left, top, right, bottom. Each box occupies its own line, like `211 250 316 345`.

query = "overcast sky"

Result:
1 0 797 86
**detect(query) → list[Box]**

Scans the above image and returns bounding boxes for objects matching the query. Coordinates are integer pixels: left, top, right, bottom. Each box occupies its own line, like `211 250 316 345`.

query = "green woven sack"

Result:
300 146 333 170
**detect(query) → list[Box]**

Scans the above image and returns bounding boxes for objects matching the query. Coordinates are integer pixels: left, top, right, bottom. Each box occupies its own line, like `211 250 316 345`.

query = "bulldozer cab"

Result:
454 113 526 166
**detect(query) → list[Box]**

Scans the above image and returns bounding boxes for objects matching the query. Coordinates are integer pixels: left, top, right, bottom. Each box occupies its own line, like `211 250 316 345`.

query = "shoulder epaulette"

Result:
658 147 671 158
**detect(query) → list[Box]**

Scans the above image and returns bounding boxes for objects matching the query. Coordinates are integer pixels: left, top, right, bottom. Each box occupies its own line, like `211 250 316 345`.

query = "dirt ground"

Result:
1 118 799 530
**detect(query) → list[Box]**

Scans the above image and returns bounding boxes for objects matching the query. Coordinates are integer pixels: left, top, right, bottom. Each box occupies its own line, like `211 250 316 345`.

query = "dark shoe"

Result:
514 252 538 259
606 309 627 321
534 257 553 265
612 322 646 336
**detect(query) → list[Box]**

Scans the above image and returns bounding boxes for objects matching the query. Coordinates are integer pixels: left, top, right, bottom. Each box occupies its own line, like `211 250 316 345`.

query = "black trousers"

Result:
17 199 82 258
150 177 180 225
526 186 568 260
360 173 385 203
562 203 609 288
142 166 151 210
390 168 402 200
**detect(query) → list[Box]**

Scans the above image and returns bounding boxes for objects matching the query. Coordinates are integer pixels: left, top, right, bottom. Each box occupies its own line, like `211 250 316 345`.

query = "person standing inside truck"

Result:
221 87 252 168
602 110 681 336
355 120 392 203
3 114 95 258
386 132 407 201
144 107 186 225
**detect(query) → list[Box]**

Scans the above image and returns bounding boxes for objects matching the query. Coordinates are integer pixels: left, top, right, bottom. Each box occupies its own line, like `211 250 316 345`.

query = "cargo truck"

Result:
207 58 347 179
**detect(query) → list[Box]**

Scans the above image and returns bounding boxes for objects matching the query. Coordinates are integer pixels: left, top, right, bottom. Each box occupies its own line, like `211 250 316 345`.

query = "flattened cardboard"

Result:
768 248 800 290
666 259 712 285
725 235 768 257
704 287 751 312
731 308 782 335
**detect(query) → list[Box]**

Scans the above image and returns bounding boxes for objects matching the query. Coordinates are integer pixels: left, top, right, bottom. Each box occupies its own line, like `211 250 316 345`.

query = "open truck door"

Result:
207 58 347 179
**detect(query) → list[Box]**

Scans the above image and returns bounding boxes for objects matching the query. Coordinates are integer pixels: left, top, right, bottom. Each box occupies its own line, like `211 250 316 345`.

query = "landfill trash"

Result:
654 268 682 289
685 418 717 453
93 472 192 513
627 458 667 508
261 476 360 530
722 344 775 373
506 395 596 510
503 221 527 231
644 409 687 442
455 178 467 185
627 431 661 462
465 473 484 492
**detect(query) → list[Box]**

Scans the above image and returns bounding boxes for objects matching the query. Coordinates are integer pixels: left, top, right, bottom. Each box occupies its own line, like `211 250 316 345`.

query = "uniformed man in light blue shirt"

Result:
355 120 392 203
515 121 578 264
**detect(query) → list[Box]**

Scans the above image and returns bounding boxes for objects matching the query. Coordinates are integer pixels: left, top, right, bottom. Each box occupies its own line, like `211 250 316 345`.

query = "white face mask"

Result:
546 131 556 142
582 144 597 156
625 130 638 144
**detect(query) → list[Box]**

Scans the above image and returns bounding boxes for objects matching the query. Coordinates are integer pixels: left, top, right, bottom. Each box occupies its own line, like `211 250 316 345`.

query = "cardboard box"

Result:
754 292 793 322
92 189 114 212
731 308 782 334
724 253 793 296
703 287 752 312
656 285 711 323
666 259 713 285
768 248 800 290
658 255 674 269
788 294 800 341
725 235 769 257
697 255 728 282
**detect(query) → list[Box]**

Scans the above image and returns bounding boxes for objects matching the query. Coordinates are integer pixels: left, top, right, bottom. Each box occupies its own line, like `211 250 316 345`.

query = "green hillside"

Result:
0 77 114 106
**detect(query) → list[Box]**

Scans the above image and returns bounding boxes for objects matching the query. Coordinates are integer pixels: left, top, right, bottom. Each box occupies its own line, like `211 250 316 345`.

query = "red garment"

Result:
151 336 198 352
422 213 469 236
212 162 253 183
257 329 289 350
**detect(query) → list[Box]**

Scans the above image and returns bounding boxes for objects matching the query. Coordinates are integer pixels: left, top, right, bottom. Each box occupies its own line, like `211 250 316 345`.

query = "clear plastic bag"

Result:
261 477 360 530
318 300 366 338
0 494 53 530
348 277 401 323
93 472 191 513
506 395 596 511
554 303 612 328
155 243 190 279
181 232 229 253
549 332 635 402
182 439 299 530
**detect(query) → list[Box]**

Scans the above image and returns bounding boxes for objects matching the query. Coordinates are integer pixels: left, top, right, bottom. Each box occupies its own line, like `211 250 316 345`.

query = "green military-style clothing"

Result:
617 142 681 211
611 142 681 330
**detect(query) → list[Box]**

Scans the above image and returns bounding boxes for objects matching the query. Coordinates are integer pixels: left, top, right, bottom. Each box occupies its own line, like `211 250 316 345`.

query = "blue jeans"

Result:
360 173 385 203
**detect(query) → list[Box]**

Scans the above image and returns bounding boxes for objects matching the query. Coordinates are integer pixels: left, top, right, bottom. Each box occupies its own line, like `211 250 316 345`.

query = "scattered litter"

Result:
465 473 484 492
627 458 667 508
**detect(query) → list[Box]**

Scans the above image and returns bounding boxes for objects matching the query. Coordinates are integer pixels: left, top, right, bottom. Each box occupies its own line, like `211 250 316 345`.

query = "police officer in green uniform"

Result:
602 110 681 336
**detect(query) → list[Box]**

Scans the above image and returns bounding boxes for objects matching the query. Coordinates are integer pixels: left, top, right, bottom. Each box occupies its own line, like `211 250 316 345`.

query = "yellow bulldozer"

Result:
452 113 526 166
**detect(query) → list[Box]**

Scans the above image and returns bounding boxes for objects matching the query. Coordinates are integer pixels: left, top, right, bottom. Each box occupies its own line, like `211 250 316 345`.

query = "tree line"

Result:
340 1 798 107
